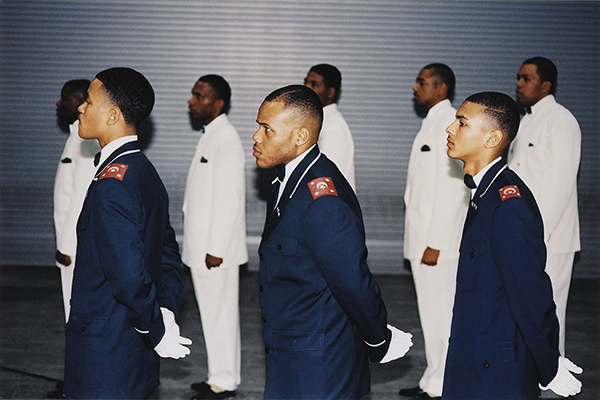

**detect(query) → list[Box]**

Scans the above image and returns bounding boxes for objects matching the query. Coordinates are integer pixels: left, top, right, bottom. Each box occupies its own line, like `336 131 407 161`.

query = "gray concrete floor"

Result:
0 265 598 399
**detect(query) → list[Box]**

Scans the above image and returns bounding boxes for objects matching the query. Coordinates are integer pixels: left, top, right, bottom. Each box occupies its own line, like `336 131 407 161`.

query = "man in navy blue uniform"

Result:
64 68 191 399
442 91 582 399
252 85 413 400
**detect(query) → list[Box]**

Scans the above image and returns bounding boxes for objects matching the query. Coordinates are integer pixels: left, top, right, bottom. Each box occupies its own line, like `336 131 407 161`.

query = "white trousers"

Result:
190 263 241 391
410 257 458 397
58 263 74 323
545 252 575 356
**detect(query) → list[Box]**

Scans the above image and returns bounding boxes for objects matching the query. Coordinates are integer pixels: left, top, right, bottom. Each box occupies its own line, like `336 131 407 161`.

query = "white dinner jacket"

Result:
182 114 248 268
508 95 581 254
53 121 100 263
318 103 356 189
403 99 469 260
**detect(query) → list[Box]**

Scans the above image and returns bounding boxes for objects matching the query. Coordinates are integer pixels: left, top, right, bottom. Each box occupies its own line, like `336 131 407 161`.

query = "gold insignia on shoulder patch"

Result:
308 177 338 200
100 163 129 181
499 185 521 201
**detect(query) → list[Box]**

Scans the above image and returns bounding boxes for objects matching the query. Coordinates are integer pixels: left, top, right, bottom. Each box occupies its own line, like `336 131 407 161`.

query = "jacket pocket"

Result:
265 235 302 283
65 313 108 388
271 330 325 399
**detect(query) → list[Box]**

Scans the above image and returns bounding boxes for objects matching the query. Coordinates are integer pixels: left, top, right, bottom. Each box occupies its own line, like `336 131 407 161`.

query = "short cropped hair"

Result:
309 64 342 103
198 74 232 115
465 91 520 143
95 67 155 129
63 79 91 97
423 63 456 102
264 84 323 133
522 57 558 95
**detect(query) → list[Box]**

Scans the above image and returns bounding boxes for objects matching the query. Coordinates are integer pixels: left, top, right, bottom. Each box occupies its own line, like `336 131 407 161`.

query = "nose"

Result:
446 120 456 135
252 129 261 143
56 99 61 107
187 97 193 106
78 102 85 113
412 83 418 92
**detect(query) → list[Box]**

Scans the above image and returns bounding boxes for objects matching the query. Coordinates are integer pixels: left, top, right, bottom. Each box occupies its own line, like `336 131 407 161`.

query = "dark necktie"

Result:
462 174 479 234
463 174 476 189
93 152 101 167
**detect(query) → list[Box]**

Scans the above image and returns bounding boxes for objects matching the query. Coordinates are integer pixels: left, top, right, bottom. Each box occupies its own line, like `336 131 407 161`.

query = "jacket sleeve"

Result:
158 222 185 318
533 113 581 241
92 179 165 346
303 195 390 361
205 136 245 259
490 198 560 385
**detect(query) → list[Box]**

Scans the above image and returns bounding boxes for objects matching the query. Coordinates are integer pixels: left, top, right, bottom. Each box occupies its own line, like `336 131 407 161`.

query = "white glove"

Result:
540 356 583 397
380 324 413 364
154 307 192 359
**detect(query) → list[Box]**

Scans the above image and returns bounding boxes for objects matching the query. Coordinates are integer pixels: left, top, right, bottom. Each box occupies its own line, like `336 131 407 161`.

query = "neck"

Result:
463 154 501 176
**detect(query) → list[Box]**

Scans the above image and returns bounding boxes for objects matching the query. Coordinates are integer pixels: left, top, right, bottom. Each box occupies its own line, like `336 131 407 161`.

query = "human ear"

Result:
294 127 310 146
484 129 503 149
541 81 552 97
106 107 121 126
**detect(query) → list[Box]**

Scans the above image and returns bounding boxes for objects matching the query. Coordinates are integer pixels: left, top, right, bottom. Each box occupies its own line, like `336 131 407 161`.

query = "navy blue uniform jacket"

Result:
259 146 391 400
64 141 185 399
442 160 560 400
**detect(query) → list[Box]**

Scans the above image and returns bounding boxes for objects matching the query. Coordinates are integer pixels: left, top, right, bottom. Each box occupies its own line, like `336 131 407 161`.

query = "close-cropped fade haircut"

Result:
198 74 232 115
309 64 342 104
264 84 324 134
522 56 558 96
423 63 456 102
95 67 155 129
465 91 520 144
63 79 91 97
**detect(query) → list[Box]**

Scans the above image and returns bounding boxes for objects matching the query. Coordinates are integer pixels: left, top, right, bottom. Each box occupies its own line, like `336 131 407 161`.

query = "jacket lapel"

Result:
261 146 321 241
462 159 507 234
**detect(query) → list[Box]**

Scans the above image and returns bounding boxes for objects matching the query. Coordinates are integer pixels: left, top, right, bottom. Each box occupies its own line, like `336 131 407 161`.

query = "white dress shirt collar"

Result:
98 135 137 167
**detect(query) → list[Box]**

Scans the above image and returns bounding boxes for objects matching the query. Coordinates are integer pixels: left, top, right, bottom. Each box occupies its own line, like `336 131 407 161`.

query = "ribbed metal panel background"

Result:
1 1 598 276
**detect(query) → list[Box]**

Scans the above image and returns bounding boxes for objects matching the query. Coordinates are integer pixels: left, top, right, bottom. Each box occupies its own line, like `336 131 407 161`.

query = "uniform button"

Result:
259 285 263 292
470 250 475 258
265 347 269 354
483 360 489 368
277 245 282 250
262 316 266 323
81 327 86 332
260 254 264 260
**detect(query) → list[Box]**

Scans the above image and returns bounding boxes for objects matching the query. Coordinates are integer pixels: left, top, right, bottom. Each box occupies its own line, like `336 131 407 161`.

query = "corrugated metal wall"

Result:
1 0 598 276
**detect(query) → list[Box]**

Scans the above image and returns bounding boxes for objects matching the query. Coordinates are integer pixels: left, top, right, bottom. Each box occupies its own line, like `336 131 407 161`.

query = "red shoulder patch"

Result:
99 163 129 181
308 177 338 200
499 185 521 201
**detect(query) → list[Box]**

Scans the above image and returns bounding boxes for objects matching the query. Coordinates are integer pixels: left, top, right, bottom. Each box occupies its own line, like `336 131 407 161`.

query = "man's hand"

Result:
420 247 440 266
540 356 583 397
55 250 72 266
154 308 192 359
205 254 223 269
380 324 413 363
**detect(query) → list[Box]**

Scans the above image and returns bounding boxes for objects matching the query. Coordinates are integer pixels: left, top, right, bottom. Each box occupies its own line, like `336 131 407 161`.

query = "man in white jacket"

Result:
304 64 356 189
508 57 581 357
183 75 248 400
53 79 100 322
400 64 469 399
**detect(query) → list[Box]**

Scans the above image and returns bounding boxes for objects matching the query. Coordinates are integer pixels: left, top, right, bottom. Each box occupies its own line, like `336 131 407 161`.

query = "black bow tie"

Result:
93 152 101 167
464 174 477 189
523 106 532 114
274 165 285 182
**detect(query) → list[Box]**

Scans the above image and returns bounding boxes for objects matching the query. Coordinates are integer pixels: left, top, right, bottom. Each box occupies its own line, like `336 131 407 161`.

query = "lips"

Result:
252 145 261 158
